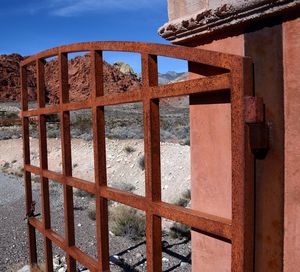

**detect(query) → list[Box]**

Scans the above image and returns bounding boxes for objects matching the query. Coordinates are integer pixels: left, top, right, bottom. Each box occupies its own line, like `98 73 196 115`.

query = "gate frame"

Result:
20 41 254 272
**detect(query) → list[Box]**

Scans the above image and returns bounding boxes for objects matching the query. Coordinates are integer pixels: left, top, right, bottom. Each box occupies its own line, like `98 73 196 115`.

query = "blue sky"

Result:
0 0 188 73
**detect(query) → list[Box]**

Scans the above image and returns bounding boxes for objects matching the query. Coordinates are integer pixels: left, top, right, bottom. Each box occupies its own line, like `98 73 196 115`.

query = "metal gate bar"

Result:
20 41 254 272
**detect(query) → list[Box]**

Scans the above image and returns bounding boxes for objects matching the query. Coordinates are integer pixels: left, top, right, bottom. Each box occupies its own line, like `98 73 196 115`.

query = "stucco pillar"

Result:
283 17 300 272
190 35 244 271
160 1 300 271
190 24 285 271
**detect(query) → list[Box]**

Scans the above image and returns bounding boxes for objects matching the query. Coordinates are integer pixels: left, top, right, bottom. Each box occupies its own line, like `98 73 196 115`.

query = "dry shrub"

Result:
169 223 191 239
124 145 135 154
110 181 136 193
138 155 145 171
88 208 96 221
74 188 94 199
109 205 145 240
173 189 191 208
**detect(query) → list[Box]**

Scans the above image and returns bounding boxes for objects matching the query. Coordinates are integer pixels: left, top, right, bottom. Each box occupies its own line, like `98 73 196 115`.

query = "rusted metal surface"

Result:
230 57 255 271
20 41 255 271
245 96 269 159
245 96 264 123
249 123 270 159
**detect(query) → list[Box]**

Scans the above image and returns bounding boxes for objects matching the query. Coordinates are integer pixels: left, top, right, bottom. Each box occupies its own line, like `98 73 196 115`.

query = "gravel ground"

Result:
0 173 29 272
0 173 191 272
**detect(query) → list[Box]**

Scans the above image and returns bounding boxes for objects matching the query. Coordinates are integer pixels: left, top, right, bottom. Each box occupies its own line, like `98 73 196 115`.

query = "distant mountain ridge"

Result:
158 71 188 85
113 62 188 85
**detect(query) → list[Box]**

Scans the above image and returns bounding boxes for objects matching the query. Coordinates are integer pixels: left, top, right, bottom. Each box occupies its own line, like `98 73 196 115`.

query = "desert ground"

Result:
0 102 192 272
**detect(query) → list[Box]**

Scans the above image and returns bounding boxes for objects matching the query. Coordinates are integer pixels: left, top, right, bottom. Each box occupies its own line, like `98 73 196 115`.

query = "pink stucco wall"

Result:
283 17 300 272
190 35 244 271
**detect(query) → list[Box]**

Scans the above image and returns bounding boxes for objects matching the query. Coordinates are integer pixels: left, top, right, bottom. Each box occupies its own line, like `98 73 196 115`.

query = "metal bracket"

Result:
245 96 269 159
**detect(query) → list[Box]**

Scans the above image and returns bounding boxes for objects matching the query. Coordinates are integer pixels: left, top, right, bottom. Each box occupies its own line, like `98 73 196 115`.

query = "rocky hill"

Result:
0 54 37 101
0 53 190 106
158 71 188 85
0 54 141 104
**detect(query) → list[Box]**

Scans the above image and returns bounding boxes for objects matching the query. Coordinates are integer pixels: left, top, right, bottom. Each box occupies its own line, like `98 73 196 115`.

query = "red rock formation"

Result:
0 54 37 101
0 54 141 104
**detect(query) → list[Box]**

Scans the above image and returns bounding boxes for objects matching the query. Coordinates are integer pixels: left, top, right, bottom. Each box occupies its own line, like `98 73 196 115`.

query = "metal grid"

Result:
20 42 254 272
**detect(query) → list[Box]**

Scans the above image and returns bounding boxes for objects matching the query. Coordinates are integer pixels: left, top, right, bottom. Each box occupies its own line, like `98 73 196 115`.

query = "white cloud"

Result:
43 0 164 16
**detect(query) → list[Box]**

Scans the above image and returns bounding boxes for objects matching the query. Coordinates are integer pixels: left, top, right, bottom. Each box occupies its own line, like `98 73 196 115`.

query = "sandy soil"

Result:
0 138 191 204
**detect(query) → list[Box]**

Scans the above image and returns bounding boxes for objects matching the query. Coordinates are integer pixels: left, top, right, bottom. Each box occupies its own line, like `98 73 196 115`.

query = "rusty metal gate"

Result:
20 42 256 272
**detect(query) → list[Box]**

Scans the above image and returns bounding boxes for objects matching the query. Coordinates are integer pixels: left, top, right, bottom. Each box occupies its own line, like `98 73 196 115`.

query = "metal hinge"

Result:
245 96 269 159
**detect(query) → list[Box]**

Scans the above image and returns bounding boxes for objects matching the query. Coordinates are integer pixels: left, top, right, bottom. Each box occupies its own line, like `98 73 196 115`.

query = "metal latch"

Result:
245 96 269 159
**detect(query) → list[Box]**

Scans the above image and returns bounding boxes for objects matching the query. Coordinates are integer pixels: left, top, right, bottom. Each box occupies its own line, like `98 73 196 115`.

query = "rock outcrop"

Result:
112 62 136 76
0 54 37 101
0 54 141 104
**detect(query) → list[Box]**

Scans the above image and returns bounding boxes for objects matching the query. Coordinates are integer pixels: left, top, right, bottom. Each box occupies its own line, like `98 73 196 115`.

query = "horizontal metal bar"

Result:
95 89 142 106
152 201 232 241
68 246 98 272
66 176 96 194
100 186 148 211
21 90 142 118
24 164 40 175
22 105 61 117
42 169 64 184
24 165 97 194
45 229 66 251
62 100 91 111
29 217 44 231
150 74 231 99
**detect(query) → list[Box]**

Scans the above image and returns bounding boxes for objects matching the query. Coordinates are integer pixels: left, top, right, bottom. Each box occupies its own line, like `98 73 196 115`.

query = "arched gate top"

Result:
21 41 245 70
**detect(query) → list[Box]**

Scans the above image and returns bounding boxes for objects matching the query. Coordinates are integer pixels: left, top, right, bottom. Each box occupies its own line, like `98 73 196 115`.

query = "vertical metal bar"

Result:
91 50 104 99
91 50 110 271
59 53 69 104
231 58 254 271
21 66 29 112
59 53 76 271
21 65 38 266
141 54 162 272
37 59 53 272
36 59 46 108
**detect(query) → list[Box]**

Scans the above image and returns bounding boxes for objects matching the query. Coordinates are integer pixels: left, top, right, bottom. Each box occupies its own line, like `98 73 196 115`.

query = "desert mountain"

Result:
0 54 141 104
158 71 188 85
0 54 188 104
0 54 36 101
